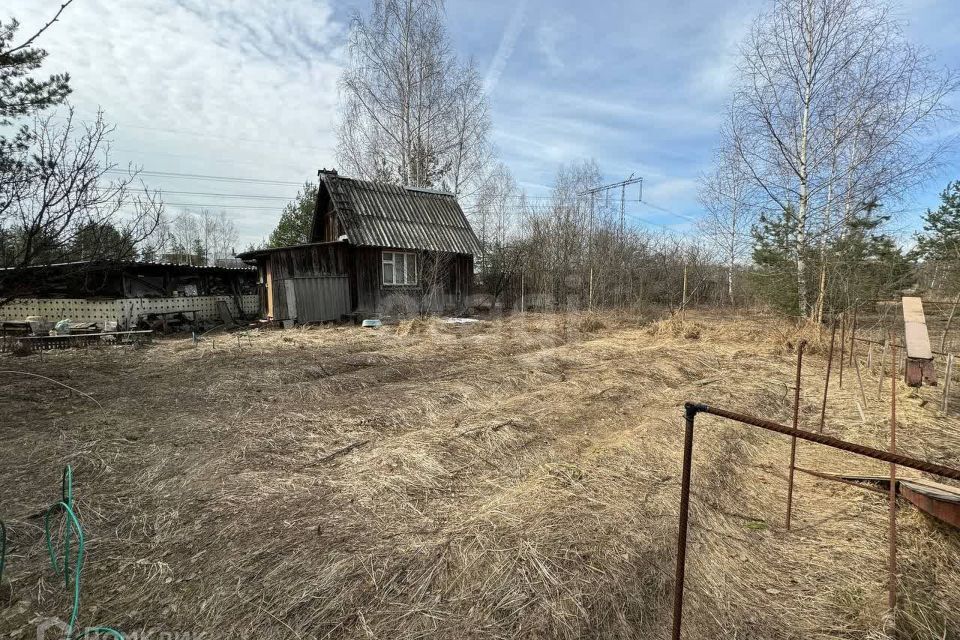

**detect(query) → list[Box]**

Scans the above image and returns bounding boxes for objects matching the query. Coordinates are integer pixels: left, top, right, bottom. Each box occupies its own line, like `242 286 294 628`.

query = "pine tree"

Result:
0 18 71 122
750 205 802 314
915 181 960 262
830 209 913 306
268 183 318 248
70 221 136 261
0 10 73 173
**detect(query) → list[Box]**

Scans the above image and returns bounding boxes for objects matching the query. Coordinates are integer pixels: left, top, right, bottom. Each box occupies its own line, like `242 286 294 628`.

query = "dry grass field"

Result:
1 310 958 639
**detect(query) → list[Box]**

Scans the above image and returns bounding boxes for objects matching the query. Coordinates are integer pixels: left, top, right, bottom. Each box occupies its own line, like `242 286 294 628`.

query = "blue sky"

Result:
7 0 960 247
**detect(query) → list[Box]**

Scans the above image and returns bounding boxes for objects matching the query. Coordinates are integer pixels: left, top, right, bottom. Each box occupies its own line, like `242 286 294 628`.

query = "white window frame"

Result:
382 250 418 286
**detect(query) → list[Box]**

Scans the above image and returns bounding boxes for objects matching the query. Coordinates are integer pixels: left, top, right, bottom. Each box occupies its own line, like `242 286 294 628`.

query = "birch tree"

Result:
698 143 756 304
725 0 956 317
336 0 491 195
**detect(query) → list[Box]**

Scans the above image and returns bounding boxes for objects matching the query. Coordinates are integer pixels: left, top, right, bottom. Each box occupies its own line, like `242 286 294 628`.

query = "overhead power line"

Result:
96 187 295 201
163 202 282 210
105 200 283 211
104 169 303 187
640 199 698 222
60 110 334 154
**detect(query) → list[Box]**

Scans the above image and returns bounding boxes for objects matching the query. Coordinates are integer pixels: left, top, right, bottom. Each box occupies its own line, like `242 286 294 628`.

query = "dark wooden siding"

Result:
269 243 348 280
352 247 472 315
256 242 471 320
266 243 349 320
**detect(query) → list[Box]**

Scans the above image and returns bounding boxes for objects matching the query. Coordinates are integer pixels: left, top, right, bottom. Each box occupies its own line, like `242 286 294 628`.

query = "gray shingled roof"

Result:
319 173 481 256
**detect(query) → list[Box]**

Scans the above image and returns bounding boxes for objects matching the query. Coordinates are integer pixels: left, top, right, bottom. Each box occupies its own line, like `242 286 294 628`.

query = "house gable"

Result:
309 171 481 256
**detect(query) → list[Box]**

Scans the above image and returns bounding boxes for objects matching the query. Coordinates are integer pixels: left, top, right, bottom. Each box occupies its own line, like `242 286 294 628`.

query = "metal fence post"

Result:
888 334 898 618
839 312 846 389
671 403 698 640
786 340 806 529
820 317 838 432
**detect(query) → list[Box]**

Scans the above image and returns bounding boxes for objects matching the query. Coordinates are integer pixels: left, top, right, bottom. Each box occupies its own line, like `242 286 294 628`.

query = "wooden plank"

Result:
900 483 960 529
817 471 960 529
265 260 274 319
902 297 933 359
6 330 153 340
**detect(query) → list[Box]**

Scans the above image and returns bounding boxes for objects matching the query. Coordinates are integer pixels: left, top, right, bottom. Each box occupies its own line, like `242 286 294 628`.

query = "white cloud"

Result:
644 178 699 205
534 18 571 73
6 0 347 246
483 0 527 96
8 0 955 245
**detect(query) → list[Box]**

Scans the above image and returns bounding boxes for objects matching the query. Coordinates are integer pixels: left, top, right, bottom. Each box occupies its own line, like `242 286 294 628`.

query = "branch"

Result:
1 0 74 57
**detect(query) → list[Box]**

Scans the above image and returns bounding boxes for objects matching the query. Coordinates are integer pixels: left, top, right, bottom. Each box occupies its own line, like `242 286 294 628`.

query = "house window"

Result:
382 251 417 285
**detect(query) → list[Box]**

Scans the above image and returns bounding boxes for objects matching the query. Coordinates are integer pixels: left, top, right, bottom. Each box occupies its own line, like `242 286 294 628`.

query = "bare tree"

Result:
160 209 238 266
698 143 757 305
471 162 520 306
725 0 957 317
0 3 164 303
165 211 202 263
206 210 239 265
0 109 162 303
336 0 492 196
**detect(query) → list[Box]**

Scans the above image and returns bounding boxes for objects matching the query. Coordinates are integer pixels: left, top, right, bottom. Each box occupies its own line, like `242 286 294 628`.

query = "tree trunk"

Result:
813 129 841 323
727 241 736 306
940 289 960 353
796 1 815 319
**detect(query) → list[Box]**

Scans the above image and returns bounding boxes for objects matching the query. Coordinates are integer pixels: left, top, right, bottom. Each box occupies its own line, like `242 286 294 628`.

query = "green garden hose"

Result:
42 465 125 640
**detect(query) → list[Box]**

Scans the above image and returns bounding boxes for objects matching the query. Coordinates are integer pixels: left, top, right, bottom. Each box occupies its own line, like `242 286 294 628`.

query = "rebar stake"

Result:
785 340 806 530
819 317 838 432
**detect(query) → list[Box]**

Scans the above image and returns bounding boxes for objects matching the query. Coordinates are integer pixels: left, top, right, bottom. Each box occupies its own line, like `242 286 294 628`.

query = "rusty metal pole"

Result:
671 405 696 640
820 317 838 432
786 340 806 530
671 402 960 640
849 308 858 367
839 312 846 389
685 404 960 479
888 333 898 618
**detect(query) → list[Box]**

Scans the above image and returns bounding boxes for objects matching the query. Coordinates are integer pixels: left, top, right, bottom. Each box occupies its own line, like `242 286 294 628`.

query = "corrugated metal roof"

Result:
236 240 346 261
0 259 254 272
320 174 481 256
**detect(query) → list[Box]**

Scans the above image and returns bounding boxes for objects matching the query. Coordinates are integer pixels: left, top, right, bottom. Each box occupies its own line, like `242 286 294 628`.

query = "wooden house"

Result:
237 170 480 322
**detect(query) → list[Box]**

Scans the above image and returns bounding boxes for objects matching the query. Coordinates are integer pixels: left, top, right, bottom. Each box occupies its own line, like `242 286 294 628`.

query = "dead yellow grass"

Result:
0 309 957 639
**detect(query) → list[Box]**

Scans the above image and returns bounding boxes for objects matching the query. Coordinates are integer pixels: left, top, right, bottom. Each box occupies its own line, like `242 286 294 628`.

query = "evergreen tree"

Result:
750 205 802 314
0 15 71 121
191 238 207 265
830 209 913 306
268 183 317 248
70 221 136 261
0 9 72 174
914 181 960 262
749 199 914 313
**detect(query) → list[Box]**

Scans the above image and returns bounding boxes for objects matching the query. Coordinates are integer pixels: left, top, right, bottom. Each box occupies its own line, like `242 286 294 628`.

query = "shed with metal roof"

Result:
237 170 478 322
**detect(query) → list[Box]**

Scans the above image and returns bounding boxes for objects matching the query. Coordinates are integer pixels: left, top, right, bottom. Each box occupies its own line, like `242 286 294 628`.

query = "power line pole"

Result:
577 174 643 207
578 174 642 309
617 184 627 308
589 191 595 310
620 182 626 240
